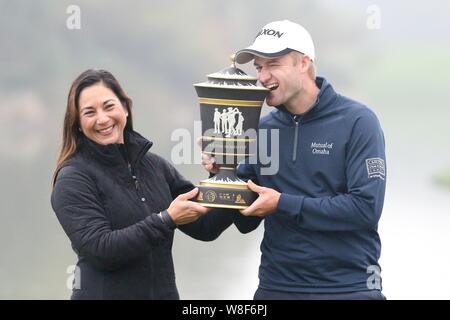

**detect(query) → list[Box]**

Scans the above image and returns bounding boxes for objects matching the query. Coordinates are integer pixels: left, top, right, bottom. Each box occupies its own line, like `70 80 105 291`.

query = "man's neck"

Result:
285 79 320 115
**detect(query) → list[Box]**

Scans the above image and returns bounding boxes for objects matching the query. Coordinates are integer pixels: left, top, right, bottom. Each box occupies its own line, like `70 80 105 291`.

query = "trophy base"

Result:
195 181 257 209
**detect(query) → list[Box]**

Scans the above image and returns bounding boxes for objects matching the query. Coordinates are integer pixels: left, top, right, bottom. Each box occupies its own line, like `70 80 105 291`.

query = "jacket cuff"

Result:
277 193 305 217
159 210 177 230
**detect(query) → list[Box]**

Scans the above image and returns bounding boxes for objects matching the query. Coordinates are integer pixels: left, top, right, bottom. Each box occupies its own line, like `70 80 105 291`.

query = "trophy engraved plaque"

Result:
193 56 269 209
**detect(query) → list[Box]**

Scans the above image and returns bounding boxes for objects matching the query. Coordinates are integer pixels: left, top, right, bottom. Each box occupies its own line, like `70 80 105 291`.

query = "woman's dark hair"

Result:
52 69 133 186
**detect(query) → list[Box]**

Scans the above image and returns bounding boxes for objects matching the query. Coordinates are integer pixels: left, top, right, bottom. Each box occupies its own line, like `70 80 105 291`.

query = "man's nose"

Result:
258 69 270 84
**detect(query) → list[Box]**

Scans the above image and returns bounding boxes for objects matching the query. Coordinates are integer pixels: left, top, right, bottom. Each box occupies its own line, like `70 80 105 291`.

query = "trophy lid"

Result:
194 55 268 90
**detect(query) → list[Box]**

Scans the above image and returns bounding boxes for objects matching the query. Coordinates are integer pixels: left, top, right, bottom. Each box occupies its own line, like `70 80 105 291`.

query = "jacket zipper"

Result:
126 162 137 189
126 141 152 202
292 115 300 162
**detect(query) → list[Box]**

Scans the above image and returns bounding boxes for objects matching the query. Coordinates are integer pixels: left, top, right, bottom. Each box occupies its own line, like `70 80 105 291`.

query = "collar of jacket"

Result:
80 129 153 168
273 76 338 125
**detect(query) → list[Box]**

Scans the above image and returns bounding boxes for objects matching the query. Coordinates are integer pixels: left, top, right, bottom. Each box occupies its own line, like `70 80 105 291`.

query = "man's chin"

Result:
265 99 277 107
265 93 280 107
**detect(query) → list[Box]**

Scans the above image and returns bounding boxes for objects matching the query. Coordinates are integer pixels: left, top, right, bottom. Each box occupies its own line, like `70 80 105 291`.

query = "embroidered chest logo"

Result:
366 158 385 180
311 142 333 155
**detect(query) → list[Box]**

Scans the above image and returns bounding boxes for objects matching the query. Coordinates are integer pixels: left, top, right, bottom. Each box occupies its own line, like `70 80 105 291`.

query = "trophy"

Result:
194 56 269 209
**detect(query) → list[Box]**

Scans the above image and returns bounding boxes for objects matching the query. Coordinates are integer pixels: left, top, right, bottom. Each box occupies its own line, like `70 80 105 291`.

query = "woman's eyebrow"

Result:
80 106 94 112
103 99 115 105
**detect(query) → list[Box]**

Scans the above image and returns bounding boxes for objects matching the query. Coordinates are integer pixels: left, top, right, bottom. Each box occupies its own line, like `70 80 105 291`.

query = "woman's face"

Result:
78 82 128 145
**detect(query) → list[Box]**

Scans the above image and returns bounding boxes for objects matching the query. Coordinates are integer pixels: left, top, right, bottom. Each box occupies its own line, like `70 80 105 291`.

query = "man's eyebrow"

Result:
268 58 281 63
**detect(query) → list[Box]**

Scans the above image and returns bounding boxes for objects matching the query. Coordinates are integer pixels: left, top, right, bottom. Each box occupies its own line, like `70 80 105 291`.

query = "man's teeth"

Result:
266 84 279 90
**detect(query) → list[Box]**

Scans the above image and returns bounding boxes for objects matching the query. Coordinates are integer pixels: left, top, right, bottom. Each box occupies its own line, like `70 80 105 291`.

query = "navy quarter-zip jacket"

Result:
235 77 386 293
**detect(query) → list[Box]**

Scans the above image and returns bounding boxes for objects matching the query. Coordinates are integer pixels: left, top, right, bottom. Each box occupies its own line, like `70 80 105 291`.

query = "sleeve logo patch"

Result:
366 158 385 180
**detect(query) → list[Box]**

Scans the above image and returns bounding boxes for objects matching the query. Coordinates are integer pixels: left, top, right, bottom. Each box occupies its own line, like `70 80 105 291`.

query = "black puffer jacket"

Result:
51 130 234 299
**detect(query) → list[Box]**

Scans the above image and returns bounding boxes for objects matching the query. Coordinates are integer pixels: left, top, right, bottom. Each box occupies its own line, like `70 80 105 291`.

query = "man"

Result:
203 20 386 300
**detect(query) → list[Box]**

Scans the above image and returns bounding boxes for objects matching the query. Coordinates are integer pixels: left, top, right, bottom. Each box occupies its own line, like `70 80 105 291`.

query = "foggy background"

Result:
1 0 449 299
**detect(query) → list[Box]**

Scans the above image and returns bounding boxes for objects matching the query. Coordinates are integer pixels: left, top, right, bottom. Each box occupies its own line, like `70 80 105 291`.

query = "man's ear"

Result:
300 55 311 73
293 52 309 74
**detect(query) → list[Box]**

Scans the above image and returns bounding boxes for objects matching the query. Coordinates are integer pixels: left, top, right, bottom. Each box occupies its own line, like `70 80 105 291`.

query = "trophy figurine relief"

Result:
194 55 269 209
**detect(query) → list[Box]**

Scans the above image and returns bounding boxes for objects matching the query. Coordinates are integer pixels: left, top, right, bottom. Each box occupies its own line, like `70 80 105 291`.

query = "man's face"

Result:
254 52 303 107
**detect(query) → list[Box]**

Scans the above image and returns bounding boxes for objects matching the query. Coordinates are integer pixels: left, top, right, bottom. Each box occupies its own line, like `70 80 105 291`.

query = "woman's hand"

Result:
167 188 210 225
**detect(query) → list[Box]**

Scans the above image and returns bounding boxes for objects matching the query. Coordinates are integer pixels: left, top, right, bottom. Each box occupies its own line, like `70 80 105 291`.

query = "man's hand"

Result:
240 180 281 217
201 152 219 174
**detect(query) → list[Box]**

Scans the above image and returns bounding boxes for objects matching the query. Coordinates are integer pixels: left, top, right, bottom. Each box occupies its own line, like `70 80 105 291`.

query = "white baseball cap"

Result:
235 20 315 64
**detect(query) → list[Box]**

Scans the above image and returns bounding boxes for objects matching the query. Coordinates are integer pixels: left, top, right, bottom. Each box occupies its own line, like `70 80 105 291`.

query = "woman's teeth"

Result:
98 125 114 134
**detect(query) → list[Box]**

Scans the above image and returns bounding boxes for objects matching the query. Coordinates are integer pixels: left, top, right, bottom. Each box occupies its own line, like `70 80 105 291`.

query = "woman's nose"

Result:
96 111 109 124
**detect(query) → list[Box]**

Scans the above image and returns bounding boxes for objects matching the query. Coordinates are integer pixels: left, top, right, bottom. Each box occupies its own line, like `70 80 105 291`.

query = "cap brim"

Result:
235 48 294 64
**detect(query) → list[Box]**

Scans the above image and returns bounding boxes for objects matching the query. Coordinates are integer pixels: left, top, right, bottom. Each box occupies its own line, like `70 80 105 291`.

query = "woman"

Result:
51 69 233 299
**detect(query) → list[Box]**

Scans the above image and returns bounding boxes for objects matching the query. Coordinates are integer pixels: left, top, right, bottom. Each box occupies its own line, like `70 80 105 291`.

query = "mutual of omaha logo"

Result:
366 158 385 180
311 142 333 155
